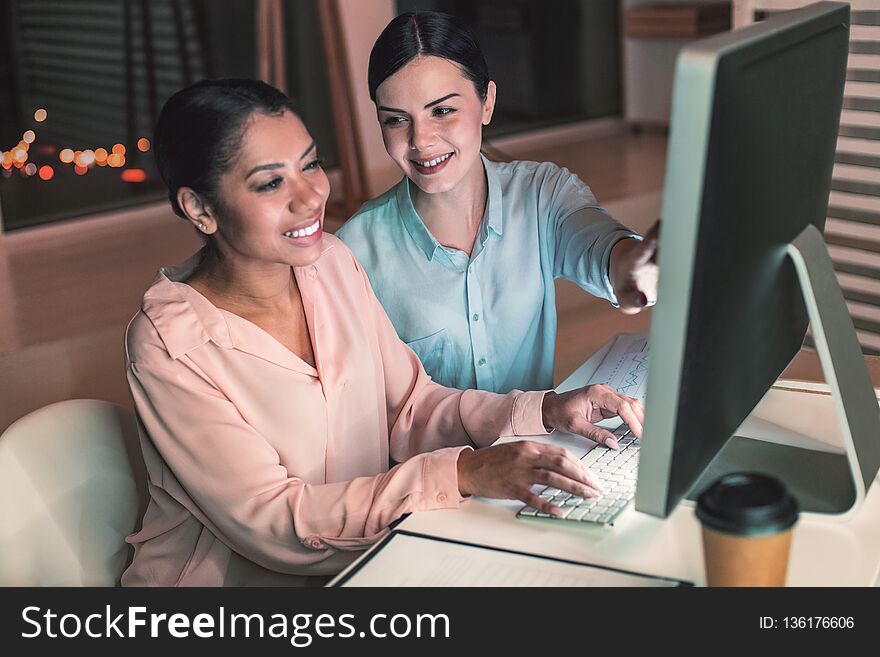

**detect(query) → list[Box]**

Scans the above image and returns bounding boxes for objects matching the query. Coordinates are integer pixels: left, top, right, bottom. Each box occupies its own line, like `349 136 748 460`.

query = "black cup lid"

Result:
696 472 799 536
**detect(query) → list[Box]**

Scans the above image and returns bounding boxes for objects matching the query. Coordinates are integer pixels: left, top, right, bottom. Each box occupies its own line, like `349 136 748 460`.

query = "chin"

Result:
287 238 325 268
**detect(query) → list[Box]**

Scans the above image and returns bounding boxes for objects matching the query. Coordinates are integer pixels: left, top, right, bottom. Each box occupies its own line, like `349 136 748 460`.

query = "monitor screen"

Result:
636 2 851 517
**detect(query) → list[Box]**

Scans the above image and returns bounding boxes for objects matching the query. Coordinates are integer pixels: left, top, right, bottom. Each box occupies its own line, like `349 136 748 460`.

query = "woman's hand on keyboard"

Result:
456 441 605 517
541 385 644 450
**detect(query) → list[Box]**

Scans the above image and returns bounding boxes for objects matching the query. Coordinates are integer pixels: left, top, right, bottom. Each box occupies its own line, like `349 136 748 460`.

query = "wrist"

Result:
541 391 558 432
609 235 640 294
456 448 475 497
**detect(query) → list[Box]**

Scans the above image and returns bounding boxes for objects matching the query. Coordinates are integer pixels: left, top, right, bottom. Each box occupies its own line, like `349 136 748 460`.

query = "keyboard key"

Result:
569 507 590 521
519 506 538 517
543 487 561 497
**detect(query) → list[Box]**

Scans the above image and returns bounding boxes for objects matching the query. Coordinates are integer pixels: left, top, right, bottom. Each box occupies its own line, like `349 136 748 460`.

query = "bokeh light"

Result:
22 130 36 144
74 164 88 175
95 147 108 164
13 148 28 163
121 168 147 183
24 162 37 176
137 137 151 152
34 108 48 122
38 165 54 181
59 148 74 163
111 143 126 155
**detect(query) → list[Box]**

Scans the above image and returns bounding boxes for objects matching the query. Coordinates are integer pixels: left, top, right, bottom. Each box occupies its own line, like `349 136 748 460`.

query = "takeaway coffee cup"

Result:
696 472 799 587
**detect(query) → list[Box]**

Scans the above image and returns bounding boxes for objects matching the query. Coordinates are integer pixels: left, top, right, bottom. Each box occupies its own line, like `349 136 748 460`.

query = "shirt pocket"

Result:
404 328 454 386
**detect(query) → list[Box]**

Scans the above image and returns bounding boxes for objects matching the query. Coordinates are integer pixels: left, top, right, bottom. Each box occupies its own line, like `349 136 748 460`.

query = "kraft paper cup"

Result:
696 473 799 587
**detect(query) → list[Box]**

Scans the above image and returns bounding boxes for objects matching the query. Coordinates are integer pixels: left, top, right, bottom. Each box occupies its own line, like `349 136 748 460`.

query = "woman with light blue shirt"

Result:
337 11 658 396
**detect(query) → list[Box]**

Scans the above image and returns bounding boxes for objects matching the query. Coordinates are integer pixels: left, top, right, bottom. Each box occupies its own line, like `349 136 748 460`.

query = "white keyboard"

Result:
516 424 639 526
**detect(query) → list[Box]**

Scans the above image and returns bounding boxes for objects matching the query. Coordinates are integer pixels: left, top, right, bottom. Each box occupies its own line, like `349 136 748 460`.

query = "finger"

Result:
522 491 566 518
615 287 648 314
616 402 643 438
531 447 605 492
632 221 660 268
629 397 645 426
568 415 620 450
537 469 604 499
533 448 595 485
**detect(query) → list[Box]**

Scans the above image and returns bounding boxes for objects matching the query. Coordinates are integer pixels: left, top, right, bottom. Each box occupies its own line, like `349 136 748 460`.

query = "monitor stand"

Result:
686 224 880 518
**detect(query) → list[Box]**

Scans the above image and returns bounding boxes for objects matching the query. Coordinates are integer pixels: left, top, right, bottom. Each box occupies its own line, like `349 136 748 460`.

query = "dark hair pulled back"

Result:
368 11 490 102
153 78 297 221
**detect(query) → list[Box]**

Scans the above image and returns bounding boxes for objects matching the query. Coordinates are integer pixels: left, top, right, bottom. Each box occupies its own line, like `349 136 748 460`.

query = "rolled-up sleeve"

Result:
542 166 639 302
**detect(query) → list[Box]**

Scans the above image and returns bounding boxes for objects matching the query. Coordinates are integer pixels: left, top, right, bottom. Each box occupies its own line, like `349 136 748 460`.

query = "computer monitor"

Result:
635 2 880 519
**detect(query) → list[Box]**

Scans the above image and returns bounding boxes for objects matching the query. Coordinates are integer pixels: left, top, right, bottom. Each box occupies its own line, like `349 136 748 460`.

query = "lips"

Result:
411 152 453 176
282 216 322 245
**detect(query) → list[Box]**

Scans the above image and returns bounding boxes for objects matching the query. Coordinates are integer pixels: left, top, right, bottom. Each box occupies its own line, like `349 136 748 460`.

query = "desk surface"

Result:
333 340 880 586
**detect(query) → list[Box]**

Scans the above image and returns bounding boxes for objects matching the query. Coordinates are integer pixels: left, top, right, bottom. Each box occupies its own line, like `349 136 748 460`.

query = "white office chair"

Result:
0 399 147 586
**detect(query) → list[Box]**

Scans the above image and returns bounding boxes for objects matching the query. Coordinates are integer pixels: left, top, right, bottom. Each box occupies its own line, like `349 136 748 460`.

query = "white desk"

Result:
333 341 880 586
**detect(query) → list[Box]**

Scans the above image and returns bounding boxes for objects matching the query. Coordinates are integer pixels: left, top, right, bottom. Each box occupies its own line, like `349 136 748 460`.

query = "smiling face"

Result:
375 55 495 196
196 110 330 270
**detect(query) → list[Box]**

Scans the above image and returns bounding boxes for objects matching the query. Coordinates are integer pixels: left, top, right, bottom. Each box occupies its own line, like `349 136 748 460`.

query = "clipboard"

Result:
330 529 692 587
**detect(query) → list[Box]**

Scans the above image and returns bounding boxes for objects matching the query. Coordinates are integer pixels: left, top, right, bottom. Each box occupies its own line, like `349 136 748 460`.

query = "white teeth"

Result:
418 153 451 168
283 219 319 239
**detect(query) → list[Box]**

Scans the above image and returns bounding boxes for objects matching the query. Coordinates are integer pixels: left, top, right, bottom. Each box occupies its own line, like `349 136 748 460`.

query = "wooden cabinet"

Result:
622 1 731 128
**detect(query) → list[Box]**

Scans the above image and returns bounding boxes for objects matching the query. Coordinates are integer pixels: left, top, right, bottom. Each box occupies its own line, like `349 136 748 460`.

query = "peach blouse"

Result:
122 235 549 586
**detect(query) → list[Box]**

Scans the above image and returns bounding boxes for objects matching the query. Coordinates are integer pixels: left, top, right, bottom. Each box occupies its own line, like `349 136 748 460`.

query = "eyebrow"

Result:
377 93 461 114
245 141 317 179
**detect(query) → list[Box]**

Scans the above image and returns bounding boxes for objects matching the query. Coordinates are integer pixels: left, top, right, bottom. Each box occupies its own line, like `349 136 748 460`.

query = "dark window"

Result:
0 0 336 232
395 0 621 138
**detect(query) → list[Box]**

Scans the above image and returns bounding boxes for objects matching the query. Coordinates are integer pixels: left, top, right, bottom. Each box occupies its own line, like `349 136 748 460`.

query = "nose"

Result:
409 118 435 153
288 176 325 215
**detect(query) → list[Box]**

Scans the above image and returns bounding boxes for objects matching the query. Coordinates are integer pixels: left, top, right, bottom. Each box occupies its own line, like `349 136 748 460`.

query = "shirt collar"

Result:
483 154 503 238
140 241 335 363
395 154 504 262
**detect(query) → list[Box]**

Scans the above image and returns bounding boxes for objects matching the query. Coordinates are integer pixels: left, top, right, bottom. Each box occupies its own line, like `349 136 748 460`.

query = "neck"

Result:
189 248 297 313
411 156 488 248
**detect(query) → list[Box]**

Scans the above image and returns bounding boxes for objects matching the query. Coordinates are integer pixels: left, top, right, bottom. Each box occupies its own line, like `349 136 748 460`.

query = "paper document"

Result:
332 531 684 587
586 332 650 401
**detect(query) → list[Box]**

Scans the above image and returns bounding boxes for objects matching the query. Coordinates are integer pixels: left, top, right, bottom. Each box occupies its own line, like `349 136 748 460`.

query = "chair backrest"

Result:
0 399 147 586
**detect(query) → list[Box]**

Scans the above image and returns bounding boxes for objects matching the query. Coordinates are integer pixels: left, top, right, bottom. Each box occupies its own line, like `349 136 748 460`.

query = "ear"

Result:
177 187 218 235
482 80 497 126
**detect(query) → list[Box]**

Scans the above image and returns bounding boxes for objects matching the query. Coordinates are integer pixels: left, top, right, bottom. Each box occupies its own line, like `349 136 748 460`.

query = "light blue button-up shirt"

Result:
336 156 637 393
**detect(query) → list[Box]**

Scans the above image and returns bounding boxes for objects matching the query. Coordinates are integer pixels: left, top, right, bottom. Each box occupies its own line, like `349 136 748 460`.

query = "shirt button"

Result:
309 537 322 549
472 313 479 322
437 492 448 503
478 358 487 367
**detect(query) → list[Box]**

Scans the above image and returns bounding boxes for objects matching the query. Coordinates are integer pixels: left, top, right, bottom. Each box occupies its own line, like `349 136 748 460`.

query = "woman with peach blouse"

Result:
122 79 644 586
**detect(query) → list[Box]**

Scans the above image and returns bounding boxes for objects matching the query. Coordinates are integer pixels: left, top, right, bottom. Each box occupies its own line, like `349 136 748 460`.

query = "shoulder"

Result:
490 158 575 187
125 310 174 368
335 184 401 245
313 234 369 281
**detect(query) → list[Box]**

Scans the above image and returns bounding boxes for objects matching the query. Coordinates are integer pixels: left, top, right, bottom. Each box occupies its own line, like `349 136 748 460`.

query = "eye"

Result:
382 115 407 127
433 106 456 117
257 176 282 192
303 157 324 172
